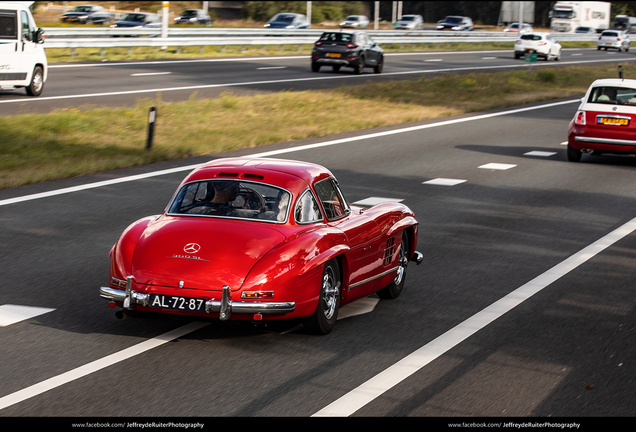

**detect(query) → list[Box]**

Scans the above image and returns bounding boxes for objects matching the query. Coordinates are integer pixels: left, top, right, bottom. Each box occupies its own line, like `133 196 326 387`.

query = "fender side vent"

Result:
383 237 395 266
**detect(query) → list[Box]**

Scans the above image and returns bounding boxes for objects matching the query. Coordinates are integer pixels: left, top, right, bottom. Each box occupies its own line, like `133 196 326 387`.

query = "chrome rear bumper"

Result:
99 278 295 320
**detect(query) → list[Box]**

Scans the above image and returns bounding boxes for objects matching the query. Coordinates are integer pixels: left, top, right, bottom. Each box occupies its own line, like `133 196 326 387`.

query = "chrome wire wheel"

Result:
321 264 339 320
303 259 341 334
394 241 408 286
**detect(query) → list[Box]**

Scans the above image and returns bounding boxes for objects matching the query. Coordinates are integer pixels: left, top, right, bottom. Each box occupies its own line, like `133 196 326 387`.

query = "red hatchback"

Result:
568 78 636 161
99 158 422 334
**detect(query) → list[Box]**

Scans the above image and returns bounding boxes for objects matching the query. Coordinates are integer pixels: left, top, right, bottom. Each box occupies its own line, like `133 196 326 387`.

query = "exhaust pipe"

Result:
581 148 594 153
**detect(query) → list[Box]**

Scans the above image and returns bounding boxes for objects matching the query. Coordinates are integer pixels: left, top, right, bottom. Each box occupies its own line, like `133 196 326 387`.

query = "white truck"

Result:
550 1 610 34
0 2 47 96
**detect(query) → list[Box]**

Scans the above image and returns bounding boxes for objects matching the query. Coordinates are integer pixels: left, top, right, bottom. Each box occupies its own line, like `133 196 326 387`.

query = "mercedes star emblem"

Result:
184 243 201 254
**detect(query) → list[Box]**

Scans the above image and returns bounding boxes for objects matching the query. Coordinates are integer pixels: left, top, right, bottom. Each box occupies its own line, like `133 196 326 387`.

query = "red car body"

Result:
568 78 636 161
100 158 422 334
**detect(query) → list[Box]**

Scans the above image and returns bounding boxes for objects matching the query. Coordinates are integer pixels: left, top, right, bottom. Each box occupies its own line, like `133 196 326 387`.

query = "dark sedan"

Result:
60 5 112 25
311 31 383 74
110 12 161 29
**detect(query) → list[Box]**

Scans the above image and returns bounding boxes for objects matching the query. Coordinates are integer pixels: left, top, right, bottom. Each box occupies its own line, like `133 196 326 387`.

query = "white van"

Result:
0 2 47 96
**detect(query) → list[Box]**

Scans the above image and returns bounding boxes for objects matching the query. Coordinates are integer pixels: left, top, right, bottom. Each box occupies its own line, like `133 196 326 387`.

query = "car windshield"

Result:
182 10 198 17
445 17 463 24
70 6 92 12
272 14 294 22
168 180 291 223
520 34 542 41
345 16 359 21
400 16 415 21
319 32 354 43
121 13 145 22
588 86 636 105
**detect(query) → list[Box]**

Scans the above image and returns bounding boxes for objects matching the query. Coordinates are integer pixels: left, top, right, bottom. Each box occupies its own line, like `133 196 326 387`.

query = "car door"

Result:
0 8 21 81
358 33 378 65
313 178 385 298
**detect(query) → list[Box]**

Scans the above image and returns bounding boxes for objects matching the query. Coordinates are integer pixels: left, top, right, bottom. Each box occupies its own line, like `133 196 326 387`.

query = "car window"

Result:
314 178 349 221
589 86 636 105
168 180 291 223
294 190 323 223
602 32 618 37
319 32 353 43
0 10 17 40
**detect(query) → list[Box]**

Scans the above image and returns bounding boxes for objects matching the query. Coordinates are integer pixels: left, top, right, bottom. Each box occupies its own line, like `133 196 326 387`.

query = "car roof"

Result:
182 158 333 189
589 78 636 88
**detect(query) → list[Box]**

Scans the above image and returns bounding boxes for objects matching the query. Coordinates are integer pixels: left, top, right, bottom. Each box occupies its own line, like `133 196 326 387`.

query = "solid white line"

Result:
0 99 579 207
0 321 209 411
257 66 287 70
0 305 55 327
312 216 636 416
2 58 630 105
130 72 172 76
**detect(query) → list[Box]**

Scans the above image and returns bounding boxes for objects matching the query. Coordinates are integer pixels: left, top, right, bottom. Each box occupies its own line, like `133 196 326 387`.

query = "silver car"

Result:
597 30 630 52
393 15 423 30
339 15 369 29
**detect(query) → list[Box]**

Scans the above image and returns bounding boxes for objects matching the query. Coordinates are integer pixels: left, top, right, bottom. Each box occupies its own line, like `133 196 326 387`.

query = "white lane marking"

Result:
130 72 172 77
0 321 209 411
572 53 583 56
423 178 467 186
312 216 636 416
524 151 557 157
425 59 443 62
257 66 286 70
0 99 579 208
561 141 568 146
479 163 517 170
3 58 630 105
338 297 380 320
353 197 404 206
0 305 55 327
482 57 497 60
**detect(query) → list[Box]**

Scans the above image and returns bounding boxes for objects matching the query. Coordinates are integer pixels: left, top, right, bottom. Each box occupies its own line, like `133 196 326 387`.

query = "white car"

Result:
393 15 423 30
514 32 562 60
504 23 533 33
339 15 369 29
597 30 630 52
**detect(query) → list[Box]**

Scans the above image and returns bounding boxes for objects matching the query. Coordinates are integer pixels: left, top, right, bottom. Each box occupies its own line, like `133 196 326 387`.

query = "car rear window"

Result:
520 34 542 41
168 180 291 223
319 32 354 43
602 32 618 37
588 86 636 105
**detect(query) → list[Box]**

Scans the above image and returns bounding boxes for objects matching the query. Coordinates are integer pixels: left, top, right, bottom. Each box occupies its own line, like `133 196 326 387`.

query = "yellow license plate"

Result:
326 53 341 58
598 117 630 126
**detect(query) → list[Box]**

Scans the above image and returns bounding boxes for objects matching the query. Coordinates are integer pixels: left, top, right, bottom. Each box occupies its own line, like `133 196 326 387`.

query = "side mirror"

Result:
34 28 45 44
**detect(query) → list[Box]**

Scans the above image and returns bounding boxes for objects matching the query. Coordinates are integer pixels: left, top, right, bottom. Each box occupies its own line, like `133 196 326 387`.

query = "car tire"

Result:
25 66 44 97
555 49 561 61
355 56 365 74
311 62 320 72
567 143 582 162
374 55 383 73
303 259 341 335
377 231 409 299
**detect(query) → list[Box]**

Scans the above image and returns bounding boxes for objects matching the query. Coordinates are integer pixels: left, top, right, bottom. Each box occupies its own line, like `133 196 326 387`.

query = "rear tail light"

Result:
575 111 586 125
617 37 621 41
314 41 322 46
346 43 358 49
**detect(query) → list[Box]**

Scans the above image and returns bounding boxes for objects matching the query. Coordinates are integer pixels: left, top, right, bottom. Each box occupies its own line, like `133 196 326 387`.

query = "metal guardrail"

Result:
40 27 600 50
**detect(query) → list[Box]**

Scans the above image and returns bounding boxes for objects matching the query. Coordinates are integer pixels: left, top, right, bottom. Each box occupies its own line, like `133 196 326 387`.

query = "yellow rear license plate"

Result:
598 117 630 126
326 53 341 58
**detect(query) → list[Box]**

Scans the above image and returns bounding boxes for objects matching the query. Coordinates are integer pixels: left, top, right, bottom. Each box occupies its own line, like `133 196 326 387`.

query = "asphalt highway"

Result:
2 47 636 114
1 93 635 422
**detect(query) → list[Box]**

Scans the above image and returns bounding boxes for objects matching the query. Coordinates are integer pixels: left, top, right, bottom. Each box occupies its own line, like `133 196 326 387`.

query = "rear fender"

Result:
110 216 156 279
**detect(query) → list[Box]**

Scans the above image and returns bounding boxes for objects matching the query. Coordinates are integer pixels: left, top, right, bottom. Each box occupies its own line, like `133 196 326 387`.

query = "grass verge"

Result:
0 62 628 190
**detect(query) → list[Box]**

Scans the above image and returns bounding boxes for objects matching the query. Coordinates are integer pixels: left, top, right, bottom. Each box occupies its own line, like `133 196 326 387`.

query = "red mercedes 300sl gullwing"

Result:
99 158 422 334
